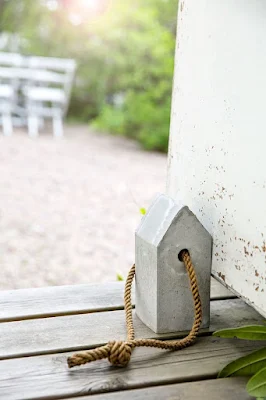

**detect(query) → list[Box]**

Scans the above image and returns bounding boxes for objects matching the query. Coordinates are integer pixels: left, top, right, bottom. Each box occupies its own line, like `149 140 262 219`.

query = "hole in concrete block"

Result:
178 249 189 261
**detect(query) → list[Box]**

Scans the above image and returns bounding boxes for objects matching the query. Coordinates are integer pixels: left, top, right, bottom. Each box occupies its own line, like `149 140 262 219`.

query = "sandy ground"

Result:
0 125 167 289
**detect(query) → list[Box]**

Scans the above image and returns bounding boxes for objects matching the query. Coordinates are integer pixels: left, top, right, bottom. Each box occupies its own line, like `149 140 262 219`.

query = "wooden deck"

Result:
0 278 264 399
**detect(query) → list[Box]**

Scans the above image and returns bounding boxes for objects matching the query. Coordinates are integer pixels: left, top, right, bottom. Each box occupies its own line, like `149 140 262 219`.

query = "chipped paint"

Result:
218 272 226 282
166 0 266 318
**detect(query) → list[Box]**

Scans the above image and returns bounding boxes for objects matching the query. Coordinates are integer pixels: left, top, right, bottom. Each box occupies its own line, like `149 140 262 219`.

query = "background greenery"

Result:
0 0 178 152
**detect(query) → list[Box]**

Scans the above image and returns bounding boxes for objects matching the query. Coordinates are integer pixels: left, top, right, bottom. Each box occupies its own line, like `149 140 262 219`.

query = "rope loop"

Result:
67 250 202 368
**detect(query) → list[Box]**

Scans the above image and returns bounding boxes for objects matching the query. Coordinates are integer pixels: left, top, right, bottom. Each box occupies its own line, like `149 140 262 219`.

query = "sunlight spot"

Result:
46 0 58 11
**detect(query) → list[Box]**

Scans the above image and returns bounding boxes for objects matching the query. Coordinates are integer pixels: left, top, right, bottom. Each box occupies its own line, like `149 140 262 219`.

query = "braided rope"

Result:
67 250 202 368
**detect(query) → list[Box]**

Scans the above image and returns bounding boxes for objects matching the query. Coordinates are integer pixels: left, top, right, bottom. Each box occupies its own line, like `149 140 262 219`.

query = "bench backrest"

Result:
26 56 76 111
0 53 76 114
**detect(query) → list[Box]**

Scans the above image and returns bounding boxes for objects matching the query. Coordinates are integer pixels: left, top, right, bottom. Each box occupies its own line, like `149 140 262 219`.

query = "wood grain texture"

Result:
0 298 263 360
66 377 253 400
0 337 261 400
0 282 127 322
0 278 235 322
211 277 236 300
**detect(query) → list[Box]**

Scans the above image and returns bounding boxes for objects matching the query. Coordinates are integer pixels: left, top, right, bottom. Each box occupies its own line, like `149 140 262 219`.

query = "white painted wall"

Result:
167 0 266 317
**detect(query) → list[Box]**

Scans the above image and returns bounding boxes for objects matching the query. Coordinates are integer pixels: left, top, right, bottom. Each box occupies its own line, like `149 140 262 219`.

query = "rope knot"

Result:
107 340 132 367
67 254 202 369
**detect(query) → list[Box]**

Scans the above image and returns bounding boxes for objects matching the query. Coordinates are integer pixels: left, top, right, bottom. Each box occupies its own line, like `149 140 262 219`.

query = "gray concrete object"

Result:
135 193 213 333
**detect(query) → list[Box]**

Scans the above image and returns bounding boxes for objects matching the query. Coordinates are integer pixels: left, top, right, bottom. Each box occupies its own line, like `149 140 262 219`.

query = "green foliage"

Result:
247 366 266 399
93 107 125 135
0 0 178 152
214 325 266 341
116 273 124 281
218 348 266 378
139 207 146 215
214 324 266 399
92 1 176 152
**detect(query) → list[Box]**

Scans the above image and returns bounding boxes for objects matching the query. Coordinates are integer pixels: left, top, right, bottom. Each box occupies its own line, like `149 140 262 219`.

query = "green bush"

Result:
93 106 126 136
124 91 172 152
93 1 177 152
1 0 178 152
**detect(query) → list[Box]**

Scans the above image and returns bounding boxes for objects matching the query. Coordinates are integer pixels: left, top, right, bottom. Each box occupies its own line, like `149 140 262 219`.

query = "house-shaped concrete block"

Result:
135 193 213 334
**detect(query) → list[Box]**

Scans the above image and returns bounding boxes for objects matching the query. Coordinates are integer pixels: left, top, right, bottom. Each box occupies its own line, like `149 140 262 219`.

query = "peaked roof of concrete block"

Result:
136 193 186 247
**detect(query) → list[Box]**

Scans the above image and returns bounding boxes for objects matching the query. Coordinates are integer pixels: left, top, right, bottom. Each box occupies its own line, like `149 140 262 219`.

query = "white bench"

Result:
0 53 76 137
24 56 76 137
0 52 24 136
0 84 15 136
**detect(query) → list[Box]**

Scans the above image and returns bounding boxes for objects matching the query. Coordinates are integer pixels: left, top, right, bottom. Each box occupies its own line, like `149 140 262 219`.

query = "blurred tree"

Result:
0 0 178 151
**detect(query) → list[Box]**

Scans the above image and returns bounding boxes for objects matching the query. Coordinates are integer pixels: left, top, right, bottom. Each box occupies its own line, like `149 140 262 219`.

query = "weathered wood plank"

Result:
0 278 235 323
211 277 236 300
67 378 253 400
0 299 263 360
0 337 261 400
0 282 126 322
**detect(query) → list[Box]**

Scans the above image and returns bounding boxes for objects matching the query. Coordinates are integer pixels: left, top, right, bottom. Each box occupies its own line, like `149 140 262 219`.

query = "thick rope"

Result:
67 250 202 368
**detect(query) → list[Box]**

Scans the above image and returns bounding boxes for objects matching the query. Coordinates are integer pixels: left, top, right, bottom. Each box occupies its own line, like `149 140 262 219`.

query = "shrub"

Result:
1 0 178 152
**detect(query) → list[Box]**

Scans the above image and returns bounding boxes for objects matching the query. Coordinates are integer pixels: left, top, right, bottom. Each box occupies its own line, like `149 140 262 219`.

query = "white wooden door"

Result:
167 0 266 317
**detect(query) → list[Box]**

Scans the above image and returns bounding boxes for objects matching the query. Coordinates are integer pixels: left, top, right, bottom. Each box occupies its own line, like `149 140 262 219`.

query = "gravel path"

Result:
0 125 167 289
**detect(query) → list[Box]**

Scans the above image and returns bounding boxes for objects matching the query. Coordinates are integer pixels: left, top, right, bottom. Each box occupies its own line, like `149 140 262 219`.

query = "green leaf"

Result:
213 325 266 341
116 273 124 281
140 207 146 215
218 347 266 378
247 365 266 397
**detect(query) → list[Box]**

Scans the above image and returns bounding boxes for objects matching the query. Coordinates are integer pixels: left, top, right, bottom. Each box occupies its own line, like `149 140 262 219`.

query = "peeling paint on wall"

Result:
166 0 266 317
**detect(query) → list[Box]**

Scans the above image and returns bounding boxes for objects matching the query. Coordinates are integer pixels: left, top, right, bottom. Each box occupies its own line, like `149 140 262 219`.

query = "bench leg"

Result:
2 113 13 136
53 115 63 137
28 115 39 138
39 117 45 131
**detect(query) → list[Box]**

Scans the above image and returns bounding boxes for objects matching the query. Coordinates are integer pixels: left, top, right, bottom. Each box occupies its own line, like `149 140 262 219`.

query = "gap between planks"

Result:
0 278 236 323
0 298 263 361
0 338 260 400
58 378 253 400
